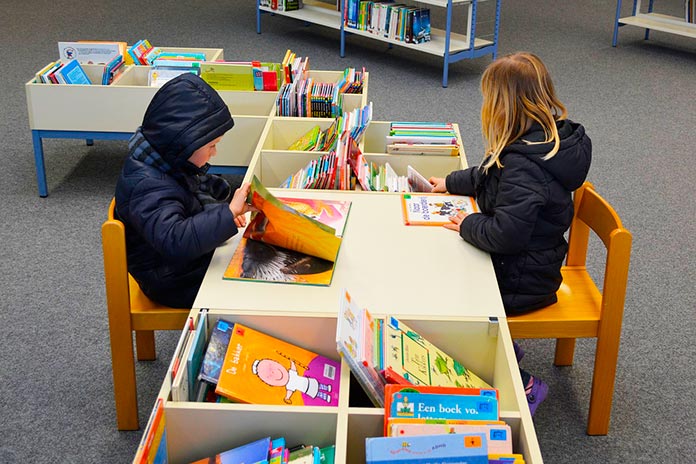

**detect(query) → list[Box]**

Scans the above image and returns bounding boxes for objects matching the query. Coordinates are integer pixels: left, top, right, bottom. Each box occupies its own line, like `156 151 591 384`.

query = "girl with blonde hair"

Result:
430 52 592 414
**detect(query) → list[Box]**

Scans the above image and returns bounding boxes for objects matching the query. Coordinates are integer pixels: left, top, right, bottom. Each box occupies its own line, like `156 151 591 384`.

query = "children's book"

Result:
190 436 272 464
387 390 499 422
488 454 526 463
365 433 488 464
383 384 500 435
198 318 235 385
54 59 92 85
186 309 209 401
400 193 478 226
215 323 341 406
288 125 321 151
382 317 492 389
336 289 385 407
406 165 431 193
223 176 350 286
200 62 255 91
389 422 512 455
318 445 335 464
288 445 321 464
133 398 167 464
58 41 122 64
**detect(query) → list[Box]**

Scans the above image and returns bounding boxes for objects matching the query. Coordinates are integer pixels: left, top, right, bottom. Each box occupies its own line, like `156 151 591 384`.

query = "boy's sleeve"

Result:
128 177 238 261
459 156 547 254
445 167 479 196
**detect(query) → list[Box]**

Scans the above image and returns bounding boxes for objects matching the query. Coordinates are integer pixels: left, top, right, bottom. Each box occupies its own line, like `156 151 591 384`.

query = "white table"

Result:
194 189 505 319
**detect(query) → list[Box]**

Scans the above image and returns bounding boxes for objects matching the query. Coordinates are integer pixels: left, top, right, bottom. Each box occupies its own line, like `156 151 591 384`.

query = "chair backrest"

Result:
102 198 132 316
567 182 632 316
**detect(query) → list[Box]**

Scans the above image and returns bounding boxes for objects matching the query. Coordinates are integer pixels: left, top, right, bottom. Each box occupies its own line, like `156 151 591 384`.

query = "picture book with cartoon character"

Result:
400 193 478 226
382 317 492 390
223 176 351 286
365 433 488 464
215 323 341 407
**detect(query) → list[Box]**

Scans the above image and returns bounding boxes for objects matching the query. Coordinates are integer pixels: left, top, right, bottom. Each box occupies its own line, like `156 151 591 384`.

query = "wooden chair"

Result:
102 198 189 430
507 182 632 435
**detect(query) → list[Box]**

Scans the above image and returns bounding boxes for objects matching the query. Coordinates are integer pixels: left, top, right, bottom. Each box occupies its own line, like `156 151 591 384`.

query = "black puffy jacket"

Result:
114 74 237 308
446 119 592 313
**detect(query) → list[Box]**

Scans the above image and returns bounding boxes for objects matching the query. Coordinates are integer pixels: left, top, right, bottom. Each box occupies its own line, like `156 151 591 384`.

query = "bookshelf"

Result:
612 0 696 46
256 0 501 87
25 53 366 197
155 311 542 463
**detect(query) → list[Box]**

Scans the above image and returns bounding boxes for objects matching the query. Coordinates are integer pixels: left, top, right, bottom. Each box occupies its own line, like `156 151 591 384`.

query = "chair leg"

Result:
108 319 140 430
135 330 157 361
554 338 576 366
586 333 621 435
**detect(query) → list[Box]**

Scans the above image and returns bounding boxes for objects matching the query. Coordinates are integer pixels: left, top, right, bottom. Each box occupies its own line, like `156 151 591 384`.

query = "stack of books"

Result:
34 60 92 85
387 121 461 156
192 437 334 464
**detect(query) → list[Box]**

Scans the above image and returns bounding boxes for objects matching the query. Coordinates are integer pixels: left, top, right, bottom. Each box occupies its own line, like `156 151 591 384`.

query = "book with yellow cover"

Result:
382 316 492 390
223 176 350 285
215 323 341 406
200 62 254 91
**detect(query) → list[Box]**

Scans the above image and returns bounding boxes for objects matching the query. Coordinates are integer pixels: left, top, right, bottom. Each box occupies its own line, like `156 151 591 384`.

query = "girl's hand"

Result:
429 177 447 193
443 210 468 232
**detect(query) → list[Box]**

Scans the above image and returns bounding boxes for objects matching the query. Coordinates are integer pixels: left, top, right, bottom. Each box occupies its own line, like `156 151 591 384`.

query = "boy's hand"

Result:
229 182 255 227
443 210 468 232
429 177 447 193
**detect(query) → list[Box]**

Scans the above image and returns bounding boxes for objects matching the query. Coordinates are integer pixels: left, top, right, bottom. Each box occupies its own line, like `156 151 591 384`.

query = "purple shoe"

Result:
513 341 524 363
525 376 549 416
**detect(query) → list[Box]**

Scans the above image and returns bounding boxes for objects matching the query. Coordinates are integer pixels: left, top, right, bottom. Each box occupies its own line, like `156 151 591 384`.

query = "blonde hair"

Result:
480 52 567 172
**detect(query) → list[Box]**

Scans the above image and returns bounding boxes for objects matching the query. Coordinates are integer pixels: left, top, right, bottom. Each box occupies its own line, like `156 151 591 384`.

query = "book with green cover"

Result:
288 125 321 151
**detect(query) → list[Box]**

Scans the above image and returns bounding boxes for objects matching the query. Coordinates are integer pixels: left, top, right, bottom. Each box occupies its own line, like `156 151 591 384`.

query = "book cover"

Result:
55 59 91 85
133 398 167 464
382 317 492 390
488 454 526 463
191 436 272 464
365 433 488 464
215 323 341 406
58 41 121 64
336 289 385 407
288 125 321 151
288 446 320 464
198 318 235 385
388 391 499 422
224 177 349 286
389 423 512 455
186 309 209 401
406 165 431 193
319 445 335 464
200 62 255 91
400 193 478 226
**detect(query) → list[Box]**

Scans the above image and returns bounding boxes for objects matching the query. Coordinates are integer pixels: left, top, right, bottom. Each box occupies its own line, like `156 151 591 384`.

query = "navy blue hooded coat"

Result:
114 73 237 308
446 119 592 313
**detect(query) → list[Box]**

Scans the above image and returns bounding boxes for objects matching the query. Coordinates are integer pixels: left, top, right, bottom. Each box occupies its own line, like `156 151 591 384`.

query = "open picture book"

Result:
223 176 351 285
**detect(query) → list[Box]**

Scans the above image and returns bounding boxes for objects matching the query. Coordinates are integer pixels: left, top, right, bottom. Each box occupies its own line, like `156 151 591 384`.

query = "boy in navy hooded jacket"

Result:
115 73 252 308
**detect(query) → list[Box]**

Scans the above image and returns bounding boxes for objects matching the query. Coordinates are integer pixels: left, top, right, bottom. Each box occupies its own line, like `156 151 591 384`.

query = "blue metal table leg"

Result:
86 139 94 146
442 0 454 87
612 0 623 46
257 0 262 33
32 130 49 197
645 0 654 40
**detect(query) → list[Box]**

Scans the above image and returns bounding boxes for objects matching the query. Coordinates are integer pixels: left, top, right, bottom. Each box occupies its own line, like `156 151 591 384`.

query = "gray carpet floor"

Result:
1 0 695 462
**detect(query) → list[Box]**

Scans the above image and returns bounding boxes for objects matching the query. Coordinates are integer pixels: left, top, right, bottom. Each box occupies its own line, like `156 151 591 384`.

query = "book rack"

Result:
155 307 542 463
25 48 366 197
613 0 696 46
256 0 501 87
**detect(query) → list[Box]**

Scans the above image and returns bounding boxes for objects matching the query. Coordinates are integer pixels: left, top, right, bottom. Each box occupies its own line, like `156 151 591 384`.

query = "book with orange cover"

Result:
223 176 350 286
215 323 341 406
400 193 478 226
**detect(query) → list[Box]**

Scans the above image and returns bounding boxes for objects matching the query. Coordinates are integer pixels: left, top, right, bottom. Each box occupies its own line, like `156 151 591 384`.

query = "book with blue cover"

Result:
54 59 91 85
198 318 234 385
365 433 488 464
389 391 499 422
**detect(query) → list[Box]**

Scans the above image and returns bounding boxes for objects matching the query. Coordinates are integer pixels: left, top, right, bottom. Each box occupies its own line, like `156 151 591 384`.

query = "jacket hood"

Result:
504 119 592 191
141 73 234 169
